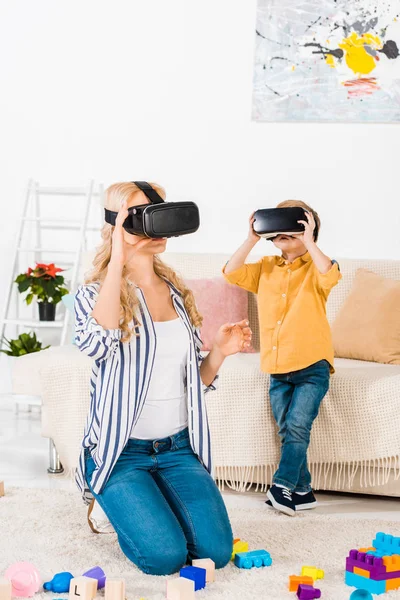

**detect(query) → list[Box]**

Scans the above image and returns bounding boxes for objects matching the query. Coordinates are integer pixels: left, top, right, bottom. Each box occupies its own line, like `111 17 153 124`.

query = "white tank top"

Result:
131 318 190 440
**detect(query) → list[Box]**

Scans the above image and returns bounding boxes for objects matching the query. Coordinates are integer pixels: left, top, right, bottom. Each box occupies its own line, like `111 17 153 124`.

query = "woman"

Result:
74 181 252 576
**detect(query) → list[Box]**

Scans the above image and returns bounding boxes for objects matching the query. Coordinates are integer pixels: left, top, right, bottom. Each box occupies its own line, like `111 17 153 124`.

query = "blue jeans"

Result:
85 428 233 576
269 359 330 493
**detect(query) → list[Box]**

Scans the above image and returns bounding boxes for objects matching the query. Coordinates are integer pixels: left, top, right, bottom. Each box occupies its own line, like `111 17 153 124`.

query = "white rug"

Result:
1 488 400 600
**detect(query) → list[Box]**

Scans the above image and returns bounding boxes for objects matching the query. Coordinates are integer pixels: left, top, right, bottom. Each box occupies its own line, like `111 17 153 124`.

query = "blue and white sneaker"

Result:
266 484 296 516
266 490 318 511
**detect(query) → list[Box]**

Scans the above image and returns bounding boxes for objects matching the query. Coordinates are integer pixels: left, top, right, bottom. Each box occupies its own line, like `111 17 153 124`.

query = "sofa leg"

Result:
47 439 64 474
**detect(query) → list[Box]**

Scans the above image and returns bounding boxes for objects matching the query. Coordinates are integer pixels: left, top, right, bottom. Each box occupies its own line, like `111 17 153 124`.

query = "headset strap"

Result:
132 181 164 204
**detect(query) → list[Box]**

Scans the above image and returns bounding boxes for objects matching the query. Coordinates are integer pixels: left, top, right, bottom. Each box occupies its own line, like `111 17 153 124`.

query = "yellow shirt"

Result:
223 252 342 375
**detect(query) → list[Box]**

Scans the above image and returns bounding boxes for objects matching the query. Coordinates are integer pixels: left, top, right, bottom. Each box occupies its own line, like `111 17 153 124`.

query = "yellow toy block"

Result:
354 567 370 578
192 559 215 583
231 540 249 560
383 555 400 572
0 578 11 600
386 577 400 592
301 566 324 581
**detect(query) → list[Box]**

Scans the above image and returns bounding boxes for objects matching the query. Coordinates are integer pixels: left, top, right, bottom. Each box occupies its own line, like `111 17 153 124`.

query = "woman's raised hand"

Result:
110 200 154 267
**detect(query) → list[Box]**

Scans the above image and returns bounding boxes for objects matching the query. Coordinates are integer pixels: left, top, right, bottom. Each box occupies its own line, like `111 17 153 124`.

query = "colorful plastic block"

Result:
179 566 206 591
386 577 400 592
296 584 321 600
300 566 324 581
349 591 373 600
382 555 400 572
345 571 386 595
191 559 215 583
44 572 74 593
231 539 249 560
346 549 400 580
69 577 97 600
166 577 195 600
104 579 125 600
4 563 41 597
0 578 11 600
82 567 106 589
288 575 314 592
234 549 272 569
372 533 400 556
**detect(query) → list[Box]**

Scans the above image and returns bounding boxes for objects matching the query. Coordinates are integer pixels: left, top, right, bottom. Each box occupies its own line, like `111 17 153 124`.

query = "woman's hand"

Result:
213 320 252 357
247 212 261 245
295 210 316 248
110 200 154 267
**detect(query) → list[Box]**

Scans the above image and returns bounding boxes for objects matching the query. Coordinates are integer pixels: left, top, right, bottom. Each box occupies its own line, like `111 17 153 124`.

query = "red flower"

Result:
30 262 64 279
26 267 33 276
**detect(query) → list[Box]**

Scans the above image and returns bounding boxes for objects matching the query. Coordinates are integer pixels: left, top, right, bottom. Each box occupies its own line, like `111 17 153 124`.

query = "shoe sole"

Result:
266 489 295 516
295 501 318 511
87 498 101 534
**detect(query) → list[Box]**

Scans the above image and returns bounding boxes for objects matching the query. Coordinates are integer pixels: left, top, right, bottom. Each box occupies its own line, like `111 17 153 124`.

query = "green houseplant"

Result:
0 332 50 356
15 262 69 321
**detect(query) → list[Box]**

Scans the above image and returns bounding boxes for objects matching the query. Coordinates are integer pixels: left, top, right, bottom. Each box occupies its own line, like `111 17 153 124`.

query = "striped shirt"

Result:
74 279 218 504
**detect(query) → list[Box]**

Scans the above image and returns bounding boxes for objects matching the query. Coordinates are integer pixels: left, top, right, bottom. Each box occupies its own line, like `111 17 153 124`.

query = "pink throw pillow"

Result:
186 277 254 353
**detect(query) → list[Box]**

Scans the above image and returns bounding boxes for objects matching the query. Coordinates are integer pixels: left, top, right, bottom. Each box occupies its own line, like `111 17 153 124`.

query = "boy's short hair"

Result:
276 200 321 242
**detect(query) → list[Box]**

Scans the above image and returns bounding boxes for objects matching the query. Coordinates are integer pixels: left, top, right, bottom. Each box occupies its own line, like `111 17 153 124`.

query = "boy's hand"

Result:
247 212 261 244
294 210 316 248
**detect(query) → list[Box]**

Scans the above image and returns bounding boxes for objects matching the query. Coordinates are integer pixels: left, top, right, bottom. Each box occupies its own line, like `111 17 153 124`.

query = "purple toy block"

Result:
296 584 321 600
346 550 385 579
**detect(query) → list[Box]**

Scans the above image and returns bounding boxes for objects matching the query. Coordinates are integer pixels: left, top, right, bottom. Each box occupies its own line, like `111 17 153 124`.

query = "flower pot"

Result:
38 302 56 321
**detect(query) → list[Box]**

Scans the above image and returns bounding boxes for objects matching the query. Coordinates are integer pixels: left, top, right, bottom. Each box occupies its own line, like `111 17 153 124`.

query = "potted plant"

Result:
0 332 50 356
15 262 69 321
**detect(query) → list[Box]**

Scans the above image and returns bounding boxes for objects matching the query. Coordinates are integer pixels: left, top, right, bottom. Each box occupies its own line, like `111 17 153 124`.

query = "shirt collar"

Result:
277 251 311 266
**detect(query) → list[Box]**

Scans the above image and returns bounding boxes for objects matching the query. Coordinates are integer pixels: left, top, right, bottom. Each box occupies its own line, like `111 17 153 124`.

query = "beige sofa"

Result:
13 253 400 496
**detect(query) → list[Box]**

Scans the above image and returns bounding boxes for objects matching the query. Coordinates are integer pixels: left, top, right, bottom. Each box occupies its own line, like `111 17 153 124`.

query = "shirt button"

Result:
272 346 277 350
277 320 281 324
287 269 291 273
282 293 286 298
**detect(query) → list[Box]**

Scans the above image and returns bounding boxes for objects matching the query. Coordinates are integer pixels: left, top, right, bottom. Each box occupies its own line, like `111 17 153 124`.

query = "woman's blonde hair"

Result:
84 182 202 342
276 199 321 241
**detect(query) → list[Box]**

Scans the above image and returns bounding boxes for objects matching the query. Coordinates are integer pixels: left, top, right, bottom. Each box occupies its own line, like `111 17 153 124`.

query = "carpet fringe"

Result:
216 456 400 492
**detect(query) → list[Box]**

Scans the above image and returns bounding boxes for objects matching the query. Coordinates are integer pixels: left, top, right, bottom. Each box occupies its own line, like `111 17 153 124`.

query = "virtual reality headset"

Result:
104 181 200 238
253 207 318 240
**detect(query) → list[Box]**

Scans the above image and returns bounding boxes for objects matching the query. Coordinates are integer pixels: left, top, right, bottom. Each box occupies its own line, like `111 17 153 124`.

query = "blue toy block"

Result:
345 571 386 595
43 572 74 593
349 590 373 600
234 549 272 569
372 532 400 556
180 566 206 591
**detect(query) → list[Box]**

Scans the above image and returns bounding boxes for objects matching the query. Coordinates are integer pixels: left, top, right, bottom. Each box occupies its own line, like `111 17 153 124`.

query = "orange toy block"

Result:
0 578 12 600
386 577 400 592
166 578 195 600
104 580 126 600
0 481 4 498
231 540 249 560
354 567 370 578
288 575 314 592
383 555 400 572
359 547 376 553
233 538 240 544
69 577 97 600
192 559 215 583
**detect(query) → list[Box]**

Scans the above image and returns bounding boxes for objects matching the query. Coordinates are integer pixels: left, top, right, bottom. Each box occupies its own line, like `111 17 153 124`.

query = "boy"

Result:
223 200 341 516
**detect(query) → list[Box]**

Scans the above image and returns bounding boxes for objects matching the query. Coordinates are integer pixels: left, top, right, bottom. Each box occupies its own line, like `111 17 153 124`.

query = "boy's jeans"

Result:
269 359 330 493
84 427 233 576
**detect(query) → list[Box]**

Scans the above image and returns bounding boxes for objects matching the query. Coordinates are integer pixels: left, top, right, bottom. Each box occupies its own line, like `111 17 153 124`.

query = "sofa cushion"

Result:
332 269 400 365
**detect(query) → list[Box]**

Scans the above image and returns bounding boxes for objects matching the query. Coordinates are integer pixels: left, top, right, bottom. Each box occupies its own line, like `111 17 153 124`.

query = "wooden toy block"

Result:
288 575 314 592
104 580 126 600
354 567 370 578
69 577 97 600
383 554 400 572
0 578 11 600
231 540 249 560
179 567 206 591
0 481 4 497
192 559 215 583
300 566 324 581
166 577 195 600
386 576 400 592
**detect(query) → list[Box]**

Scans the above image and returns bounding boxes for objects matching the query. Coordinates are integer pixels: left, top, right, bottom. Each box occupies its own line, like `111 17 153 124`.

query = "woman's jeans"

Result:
269 359 330 493
85 428 233 576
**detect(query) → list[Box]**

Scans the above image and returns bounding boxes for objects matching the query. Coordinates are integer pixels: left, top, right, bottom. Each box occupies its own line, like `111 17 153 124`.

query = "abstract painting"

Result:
252 0 400 122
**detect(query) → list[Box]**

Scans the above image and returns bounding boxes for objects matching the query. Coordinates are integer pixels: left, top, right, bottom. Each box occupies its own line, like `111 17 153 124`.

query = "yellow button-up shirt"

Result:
223 252 342 375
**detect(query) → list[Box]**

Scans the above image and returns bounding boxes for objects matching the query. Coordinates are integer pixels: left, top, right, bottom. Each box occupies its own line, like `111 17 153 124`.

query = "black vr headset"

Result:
104 181 200 238
253 207 318 240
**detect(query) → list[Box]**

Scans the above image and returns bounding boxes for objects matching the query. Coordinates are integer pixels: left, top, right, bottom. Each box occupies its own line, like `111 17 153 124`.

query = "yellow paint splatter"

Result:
339 32 382 75
325 54 336 68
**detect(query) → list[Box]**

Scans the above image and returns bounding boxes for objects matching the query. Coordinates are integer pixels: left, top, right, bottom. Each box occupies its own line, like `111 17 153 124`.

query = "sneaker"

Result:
293 490 318 511
266 485 296 516
87 499 115 534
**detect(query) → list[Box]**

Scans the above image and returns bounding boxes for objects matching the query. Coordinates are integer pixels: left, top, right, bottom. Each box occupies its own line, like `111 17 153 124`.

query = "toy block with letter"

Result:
69 577 97 600
166 577 195 600
104 579 126 600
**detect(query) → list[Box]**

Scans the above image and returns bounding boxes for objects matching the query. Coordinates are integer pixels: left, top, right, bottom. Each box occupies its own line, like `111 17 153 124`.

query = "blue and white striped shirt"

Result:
74 280 218 504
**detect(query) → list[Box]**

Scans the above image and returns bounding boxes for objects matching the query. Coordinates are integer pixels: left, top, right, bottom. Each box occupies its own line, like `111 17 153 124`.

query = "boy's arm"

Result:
223 212 263 294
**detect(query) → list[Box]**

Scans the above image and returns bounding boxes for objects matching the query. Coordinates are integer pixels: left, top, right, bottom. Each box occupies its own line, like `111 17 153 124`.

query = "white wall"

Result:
1 0 399 317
